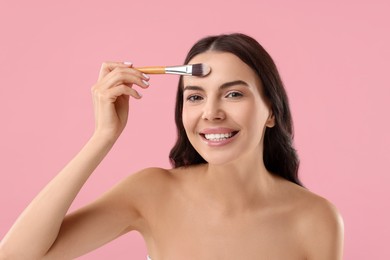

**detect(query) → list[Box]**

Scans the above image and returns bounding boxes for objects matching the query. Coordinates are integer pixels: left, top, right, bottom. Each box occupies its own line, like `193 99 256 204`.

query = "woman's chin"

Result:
200 154 239 166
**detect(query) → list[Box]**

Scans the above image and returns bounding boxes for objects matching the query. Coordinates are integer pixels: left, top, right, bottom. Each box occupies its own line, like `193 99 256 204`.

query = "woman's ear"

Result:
266 110 275 128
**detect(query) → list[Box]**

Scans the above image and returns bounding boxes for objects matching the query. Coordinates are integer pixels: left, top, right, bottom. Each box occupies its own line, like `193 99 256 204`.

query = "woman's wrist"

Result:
91 130 122 145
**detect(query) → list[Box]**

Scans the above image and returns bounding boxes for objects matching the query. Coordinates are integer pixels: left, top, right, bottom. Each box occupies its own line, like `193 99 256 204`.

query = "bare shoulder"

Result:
124 167 174 185
123 165 199 187
116 165 203 205
283 183 344 259
285 184 343 223
118 167 176 199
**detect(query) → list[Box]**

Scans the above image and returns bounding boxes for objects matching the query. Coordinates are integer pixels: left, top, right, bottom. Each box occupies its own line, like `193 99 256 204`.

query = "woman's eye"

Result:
187 95 203 102
226 91 243 98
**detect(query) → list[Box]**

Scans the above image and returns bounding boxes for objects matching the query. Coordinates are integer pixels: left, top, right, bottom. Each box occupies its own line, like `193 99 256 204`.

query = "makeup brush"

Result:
136 63 211 77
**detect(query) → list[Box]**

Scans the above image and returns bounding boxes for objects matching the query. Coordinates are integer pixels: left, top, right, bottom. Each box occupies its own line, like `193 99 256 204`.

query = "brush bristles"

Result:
191 63 211 77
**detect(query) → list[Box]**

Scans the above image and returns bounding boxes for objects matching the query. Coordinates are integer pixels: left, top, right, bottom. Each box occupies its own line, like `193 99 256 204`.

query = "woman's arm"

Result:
0 61 150 259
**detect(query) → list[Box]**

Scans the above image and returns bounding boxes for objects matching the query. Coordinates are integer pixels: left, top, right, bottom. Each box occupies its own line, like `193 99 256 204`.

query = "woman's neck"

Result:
199 152 278 214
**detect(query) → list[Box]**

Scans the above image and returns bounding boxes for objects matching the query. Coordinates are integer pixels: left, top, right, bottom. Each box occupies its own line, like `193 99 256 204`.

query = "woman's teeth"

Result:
204 133 234 141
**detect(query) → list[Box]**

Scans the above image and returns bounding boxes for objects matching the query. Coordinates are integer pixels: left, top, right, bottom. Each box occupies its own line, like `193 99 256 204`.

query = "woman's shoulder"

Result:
124 166 192 185
282 182 344 257
290 184 342 224
128 167 174 182
117 167 175 195
127 164 202 182
281 181 343 227
118 166 192 196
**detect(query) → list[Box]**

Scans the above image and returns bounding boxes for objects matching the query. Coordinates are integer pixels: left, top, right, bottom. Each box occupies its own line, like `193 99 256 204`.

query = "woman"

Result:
0 33 344 259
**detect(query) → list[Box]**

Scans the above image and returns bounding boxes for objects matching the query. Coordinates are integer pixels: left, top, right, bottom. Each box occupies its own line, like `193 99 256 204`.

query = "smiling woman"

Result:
0 33 343 260
171 34 301 185
181 52 274 167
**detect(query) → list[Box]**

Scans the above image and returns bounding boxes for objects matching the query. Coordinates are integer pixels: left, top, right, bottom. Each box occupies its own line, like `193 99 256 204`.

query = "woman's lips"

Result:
199 127 238 134
199 128 239 147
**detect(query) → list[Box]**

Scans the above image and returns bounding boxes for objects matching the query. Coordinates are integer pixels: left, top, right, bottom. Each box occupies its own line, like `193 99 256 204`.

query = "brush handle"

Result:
136 66 166 74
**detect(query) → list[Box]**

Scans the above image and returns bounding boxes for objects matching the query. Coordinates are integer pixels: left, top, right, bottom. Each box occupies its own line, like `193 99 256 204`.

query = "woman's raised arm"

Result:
0 62 150 259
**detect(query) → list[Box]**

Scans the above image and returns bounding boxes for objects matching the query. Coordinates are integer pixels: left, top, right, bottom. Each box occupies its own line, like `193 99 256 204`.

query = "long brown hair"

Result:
169 33 302 186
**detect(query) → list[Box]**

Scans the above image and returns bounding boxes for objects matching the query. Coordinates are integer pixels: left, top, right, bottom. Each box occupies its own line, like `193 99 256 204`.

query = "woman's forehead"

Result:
184 51 260 87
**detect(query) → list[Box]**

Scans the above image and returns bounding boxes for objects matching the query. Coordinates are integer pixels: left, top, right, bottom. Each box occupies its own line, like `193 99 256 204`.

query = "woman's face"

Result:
182 51 275 165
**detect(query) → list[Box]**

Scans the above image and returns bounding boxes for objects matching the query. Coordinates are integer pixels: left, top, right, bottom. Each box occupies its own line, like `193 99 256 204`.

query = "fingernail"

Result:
138 92 143 97
142 80 149 86
123 61 133 65
142 73 150 80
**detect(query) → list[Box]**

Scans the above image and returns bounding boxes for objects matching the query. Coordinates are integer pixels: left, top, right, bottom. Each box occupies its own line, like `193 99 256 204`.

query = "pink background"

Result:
1 0 389 259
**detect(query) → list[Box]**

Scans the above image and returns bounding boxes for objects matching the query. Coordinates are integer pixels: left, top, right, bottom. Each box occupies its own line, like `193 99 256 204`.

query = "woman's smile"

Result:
198 127 240 146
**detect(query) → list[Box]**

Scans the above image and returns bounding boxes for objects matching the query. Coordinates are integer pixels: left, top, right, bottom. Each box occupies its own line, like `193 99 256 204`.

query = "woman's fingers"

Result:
93 62 150 103
102 84 143 101
100 67 150 91
98 61 133 81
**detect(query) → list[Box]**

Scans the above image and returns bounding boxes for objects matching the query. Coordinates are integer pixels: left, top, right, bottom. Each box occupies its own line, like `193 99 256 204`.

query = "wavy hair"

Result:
169 33 302 186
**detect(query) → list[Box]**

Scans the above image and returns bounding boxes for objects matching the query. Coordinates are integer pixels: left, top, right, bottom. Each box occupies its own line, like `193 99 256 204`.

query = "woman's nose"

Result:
201 100 225 121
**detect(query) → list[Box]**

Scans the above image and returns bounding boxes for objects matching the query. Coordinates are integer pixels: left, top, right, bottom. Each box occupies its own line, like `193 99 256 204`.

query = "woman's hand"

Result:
91 61 150 140
0 61 151 259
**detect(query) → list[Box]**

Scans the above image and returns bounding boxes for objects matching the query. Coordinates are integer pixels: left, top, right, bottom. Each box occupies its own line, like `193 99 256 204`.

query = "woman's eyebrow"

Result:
220 80 249 89
183 85 204 92
183 80 249 92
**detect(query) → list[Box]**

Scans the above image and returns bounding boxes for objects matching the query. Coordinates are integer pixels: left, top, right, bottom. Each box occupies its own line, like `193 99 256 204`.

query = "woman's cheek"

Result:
182 108 194 132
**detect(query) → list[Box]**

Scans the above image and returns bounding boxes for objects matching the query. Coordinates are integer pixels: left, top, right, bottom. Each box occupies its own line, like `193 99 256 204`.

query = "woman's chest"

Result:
144 207 305 260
